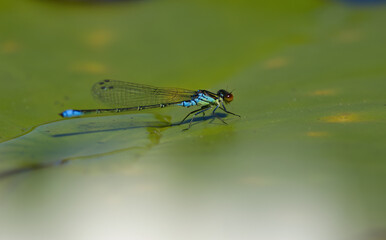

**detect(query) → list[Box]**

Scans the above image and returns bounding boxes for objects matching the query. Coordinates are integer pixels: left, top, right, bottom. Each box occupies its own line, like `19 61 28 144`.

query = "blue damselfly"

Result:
60 80 240 129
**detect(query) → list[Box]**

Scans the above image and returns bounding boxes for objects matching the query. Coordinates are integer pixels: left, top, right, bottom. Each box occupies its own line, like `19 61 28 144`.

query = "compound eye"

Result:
224 93 233 103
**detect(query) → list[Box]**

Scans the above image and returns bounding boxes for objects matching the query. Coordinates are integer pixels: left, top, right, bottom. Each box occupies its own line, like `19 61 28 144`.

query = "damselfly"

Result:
60 80 240 129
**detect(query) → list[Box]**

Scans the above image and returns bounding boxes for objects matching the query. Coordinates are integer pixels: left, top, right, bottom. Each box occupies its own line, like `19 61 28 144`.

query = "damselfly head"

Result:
217 89 234 103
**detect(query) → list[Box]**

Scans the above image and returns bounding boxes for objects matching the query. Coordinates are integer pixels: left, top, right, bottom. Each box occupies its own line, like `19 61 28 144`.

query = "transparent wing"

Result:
92 80 197 108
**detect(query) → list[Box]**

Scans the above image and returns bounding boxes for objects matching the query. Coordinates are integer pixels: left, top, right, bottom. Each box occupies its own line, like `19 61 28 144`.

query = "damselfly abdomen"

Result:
60 80 240 129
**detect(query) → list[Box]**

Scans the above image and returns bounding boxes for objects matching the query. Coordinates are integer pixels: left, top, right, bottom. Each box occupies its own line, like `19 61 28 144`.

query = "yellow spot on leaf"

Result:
335 29 362 43
241 176 271 186
72 62 107 74
121 165 143 176
134 183 156 193
2 41 20 53
263 57 288 69
322 113 361 123
307 131 329 137
85 29 114 48
310 89 337 96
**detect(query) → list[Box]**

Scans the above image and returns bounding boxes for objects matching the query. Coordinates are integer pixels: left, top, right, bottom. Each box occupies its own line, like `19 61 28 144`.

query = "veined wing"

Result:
92 80 197 108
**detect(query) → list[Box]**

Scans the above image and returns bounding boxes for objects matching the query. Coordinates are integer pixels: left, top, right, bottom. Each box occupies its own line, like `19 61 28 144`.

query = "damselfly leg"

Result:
211 105 227 125
219 103 241 118
181 105 211 130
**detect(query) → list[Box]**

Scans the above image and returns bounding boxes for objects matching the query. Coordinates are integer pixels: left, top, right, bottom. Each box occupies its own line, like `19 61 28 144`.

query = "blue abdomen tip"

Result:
60 110 83 118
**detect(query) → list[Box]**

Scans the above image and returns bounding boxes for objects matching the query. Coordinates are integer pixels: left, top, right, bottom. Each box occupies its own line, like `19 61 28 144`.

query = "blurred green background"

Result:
1 0 386 240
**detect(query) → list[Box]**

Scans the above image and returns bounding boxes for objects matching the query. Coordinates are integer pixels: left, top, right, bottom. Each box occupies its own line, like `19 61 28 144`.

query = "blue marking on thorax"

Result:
176 92 216 108
60 109 84 118
176 100 196 107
